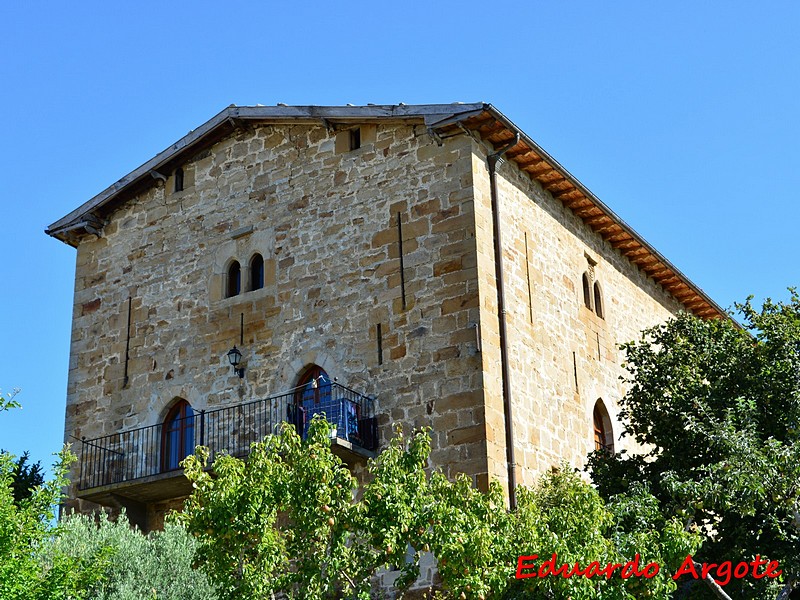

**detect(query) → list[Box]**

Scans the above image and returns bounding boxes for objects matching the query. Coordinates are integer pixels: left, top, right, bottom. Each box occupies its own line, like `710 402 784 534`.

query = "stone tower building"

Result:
47 103 724 532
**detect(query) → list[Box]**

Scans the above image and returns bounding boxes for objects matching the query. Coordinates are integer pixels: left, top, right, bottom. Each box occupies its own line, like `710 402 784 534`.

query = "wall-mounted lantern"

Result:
227 345 244 378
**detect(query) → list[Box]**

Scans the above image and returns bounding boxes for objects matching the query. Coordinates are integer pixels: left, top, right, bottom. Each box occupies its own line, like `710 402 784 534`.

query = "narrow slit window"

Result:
376 323 383 365
250 254 264 291
174 168 184 193
349 127 361 151
227 261 241 298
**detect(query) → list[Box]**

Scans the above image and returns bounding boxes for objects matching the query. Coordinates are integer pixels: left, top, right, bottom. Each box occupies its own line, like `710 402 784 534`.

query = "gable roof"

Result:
45 102 726 320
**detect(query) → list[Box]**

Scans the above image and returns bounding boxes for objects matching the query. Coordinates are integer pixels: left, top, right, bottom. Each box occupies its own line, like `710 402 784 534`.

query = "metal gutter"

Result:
488 133 521 511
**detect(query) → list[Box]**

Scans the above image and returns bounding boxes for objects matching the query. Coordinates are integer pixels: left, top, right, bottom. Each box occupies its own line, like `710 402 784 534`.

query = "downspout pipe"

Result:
487 132 520 510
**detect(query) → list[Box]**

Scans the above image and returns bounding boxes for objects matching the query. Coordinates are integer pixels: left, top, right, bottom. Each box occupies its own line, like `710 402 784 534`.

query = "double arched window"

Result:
581 271 605 320
161 399 195 471
225 253 265 298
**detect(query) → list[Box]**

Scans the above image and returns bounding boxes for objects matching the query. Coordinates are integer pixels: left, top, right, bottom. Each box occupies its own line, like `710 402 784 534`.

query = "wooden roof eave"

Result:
46 102 728 322
455 105 727 321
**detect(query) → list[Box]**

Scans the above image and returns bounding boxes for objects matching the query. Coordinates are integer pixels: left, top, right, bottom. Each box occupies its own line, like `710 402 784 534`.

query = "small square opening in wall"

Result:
349 127 361 150
335 125 375 154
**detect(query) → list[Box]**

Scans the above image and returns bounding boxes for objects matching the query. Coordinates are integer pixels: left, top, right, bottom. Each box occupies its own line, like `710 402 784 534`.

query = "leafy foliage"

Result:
180 416 392 599
52 512 217 600
0 392 107 600
588 293 800 598
431 470 698 600
11 451 45 505
180 416 699 599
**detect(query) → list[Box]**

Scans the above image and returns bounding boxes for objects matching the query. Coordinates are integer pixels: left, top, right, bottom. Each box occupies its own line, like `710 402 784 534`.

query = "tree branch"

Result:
694 562 733 600
775 580 795 600
341 569 356 590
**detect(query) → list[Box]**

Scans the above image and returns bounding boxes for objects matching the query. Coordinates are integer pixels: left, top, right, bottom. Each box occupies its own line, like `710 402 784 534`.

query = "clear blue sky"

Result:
1 1 797 470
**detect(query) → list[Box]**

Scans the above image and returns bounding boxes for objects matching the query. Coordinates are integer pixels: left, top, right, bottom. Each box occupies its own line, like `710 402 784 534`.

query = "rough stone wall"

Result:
63 122 488 515
470 140 686 490
63 116 693 523
59 116 704 595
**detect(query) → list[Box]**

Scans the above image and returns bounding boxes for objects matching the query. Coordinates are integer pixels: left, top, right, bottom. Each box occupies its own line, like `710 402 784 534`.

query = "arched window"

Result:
227 261 241 298
593 281 604 319
161 400 195 471
593 399 613 453
291 365 333 438
250 254 264 291
582 272 592 309
174 168 184 193
295 365 331 405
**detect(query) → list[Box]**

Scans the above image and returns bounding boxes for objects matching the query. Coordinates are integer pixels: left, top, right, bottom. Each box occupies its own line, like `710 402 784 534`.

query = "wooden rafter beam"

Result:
553 189 584 202
477 120 505 137
507 148 540 162
585 214 611 227
650 268 673 280
625 248 650 260
595 223 620 236
638 256 660 267
606 232 632 243
563 198 593 210
525 163 554 176
463 113 495 128
674 290 696 301
685 301 707 311
488 131 519 146
545 180 571 193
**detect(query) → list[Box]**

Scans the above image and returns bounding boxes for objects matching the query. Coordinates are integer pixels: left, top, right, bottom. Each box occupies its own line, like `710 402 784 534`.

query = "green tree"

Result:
0 392 107 599
430 470 698 600
11 452 44 505
179 416 404 600
180 415 699 599
588 294 800 599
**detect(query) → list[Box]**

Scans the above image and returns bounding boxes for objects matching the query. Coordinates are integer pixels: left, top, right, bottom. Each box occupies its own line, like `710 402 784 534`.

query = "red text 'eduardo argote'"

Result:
516 554 782 586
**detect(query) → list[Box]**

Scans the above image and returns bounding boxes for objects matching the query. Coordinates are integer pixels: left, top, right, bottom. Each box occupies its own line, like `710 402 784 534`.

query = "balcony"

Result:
76 382 378 509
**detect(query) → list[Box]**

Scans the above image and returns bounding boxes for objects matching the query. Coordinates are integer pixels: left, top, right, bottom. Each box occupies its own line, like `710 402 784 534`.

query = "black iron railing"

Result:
77 383 377 491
